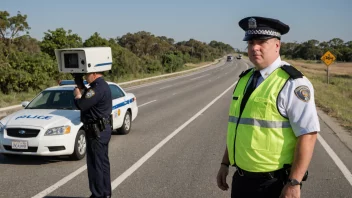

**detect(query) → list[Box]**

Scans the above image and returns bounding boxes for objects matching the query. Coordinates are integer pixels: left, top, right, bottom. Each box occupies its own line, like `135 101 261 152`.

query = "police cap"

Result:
238 16 290 41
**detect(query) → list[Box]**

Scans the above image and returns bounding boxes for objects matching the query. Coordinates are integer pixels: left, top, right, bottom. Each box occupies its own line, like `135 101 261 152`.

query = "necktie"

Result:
239 70 261 116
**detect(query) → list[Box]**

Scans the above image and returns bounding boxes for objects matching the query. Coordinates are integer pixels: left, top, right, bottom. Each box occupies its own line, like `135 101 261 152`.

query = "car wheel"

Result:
118 111 131 135
70 129 86 160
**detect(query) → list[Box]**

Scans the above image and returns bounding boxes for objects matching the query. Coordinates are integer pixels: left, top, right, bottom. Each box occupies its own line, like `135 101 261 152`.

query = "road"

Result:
0 58 351 198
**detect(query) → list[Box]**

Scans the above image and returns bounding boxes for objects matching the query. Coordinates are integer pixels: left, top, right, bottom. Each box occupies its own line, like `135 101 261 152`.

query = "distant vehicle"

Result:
237 54 242 59
227 56 233 62
0 81 138 160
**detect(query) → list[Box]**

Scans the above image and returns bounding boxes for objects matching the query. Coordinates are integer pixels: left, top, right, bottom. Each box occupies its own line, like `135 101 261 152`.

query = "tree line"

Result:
1 11 351 95
0 11 235 94
280 39 352 61
241 38 352 62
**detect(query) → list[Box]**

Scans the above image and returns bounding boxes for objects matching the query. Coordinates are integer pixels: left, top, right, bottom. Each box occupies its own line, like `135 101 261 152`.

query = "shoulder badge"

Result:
294 85 310 102
85 89 95 99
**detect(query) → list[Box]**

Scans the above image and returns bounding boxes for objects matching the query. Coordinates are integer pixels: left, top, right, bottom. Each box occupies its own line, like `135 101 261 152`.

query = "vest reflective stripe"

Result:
227 67 297 172
228 116 291 128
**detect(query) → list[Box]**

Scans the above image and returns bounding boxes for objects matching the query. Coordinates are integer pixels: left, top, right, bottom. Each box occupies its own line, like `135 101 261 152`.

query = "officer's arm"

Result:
74 87 102 111
289 132 317 182
280 78 320 183
221 147 230 166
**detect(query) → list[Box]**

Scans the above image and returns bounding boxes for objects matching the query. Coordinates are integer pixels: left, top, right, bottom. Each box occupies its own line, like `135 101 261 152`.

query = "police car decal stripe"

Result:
228 116 291 128
112 98 134 110
95 62 112 67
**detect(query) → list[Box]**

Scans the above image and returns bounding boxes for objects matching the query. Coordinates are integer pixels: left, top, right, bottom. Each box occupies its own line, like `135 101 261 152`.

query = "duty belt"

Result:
236 167 283 179
85 117 110 126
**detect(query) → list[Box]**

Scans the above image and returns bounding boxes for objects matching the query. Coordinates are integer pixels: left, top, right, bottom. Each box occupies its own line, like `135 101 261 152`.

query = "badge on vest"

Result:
294 85 310 102
85 89 95 99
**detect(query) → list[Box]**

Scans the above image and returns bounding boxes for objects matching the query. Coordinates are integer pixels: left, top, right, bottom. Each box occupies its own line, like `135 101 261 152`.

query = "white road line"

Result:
317 134 352 186
110 80 238 190
138 100 157 107
189 74 210 81
31 165 88 198
159 85 173 90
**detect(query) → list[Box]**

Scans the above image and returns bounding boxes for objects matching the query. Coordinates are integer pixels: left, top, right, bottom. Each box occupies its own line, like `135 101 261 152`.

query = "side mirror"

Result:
21 101 30 108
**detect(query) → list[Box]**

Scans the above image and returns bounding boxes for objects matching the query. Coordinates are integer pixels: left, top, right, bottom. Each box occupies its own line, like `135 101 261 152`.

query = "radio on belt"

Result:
55 47 112 73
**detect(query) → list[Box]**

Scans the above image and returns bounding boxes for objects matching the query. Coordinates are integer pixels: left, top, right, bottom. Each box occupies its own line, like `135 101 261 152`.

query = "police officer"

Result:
216 16 320 198
74 72 112 198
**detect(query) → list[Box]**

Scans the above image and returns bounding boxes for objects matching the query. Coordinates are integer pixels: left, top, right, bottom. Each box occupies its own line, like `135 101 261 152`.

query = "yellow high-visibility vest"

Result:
227 67 297 172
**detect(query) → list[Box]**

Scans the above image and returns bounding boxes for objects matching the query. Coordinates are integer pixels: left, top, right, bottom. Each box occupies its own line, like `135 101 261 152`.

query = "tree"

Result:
328 38 344 49
83 32 109 47
0 11 30 42
118 31 174 58
40 28 82 58
13 35 40 54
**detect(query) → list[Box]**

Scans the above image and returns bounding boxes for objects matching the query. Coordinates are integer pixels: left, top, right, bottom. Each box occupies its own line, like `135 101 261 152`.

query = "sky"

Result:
2 0 352 51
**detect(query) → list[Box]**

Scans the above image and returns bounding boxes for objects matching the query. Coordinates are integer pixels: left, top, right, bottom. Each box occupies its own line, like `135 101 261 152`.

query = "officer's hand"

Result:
279 184 300 198
74 87 82 99
73 74 85 89
216 165 229 191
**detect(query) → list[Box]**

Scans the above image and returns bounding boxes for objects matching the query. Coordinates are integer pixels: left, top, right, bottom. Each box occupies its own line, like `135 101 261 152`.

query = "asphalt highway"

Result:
0 58 351 198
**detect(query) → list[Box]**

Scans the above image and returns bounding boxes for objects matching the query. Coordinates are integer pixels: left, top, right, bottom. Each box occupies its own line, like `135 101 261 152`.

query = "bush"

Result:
162 52 184 73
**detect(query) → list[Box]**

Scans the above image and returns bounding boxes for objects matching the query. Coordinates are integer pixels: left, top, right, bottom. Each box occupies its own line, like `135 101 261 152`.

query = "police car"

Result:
0 80 138 160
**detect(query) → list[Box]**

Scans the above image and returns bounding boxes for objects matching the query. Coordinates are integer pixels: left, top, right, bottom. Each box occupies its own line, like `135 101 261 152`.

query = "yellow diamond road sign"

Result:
321 51 336 66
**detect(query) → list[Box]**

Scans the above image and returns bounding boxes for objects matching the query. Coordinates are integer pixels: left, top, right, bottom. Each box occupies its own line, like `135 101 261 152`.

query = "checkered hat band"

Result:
246 30 281 37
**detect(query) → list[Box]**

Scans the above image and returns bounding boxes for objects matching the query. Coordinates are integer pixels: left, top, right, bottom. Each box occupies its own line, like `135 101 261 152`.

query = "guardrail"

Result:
0 57 225 119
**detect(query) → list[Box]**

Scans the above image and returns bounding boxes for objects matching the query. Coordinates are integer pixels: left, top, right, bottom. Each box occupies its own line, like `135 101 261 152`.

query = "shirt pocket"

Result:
250 128 271 151
252 97 271 119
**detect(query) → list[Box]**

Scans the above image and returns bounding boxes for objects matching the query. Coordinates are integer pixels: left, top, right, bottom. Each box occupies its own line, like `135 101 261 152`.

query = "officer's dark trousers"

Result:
86 126 112 198
231 170 285 198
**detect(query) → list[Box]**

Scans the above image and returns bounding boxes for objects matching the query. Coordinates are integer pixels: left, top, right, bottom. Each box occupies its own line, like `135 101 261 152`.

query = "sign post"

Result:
320 51 336 84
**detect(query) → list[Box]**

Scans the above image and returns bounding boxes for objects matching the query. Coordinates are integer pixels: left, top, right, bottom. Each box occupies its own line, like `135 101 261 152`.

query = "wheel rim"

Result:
77 134 86 155
124 113 131 131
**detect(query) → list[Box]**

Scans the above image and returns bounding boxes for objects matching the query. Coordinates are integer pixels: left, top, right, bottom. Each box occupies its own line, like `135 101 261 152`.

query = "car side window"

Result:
109 85 125 99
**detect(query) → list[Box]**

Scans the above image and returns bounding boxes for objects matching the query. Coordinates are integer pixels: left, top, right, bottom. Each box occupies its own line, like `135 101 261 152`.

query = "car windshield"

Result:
26 90 78 110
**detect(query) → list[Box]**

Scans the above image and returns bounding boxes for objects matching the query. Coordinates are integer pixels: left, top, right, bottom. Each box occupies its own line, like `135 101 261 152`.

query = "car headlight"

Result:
44 126 71 136
0 122 4 134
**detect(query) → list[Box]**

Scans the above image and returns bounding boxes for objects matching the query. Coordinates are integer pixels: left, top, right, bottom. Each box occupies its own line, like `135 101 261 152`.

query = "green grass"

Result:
309 73 352 130
0 89 39 108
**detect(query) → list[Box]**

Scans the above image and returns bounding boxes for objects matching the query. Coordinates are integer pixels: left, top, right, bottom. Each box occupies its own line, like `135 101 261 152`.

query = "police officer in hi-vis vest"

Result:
216 16 320 198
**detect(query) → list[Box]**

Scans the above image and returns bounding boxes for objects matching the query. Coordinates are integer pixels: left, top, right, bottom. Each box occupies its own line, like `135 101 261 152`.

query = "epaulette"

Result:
281 65 304 79
239 68 253 78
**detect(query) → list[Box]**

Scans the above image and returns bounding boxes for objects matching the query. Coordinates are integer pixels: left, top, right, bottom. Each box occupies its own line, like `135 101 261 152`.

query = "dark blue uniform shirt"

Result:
74 77 112 124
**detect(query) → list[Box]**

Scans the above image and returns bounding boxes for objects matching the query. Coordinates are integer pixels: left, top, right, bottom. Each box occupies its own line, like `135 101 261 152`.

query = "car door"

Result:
109 84 126 129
